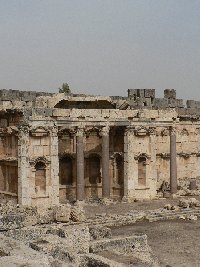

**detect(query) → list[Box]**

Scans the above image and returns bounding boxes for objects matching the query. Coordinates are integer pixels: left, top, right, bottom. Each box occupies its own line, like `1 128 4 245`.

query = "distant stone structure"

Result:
0 88 199 206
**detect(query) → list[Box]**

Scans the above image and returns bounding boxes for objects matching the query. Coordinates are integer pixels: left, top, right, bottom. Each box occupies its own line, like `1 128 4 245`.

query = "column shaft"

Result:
50 126 59 205
76 133 85 200
18 126 31 205
102 131 110 198
170 128 177 194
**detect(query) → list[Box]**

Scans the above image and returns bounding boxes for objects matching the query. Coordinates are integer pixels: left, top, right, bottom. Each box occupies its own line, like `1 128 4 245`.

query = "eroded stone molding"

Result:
85 127 100 137
134 153 151 161
134 126 156 136
58 127 76 137
124 126 135 136
180 128 189 136
110 152 124 159
161 127 170 136
29 156 51 167
0 126 18 136
30 126 49 137
134 126 149 136
59 152 75 160
157 153 170 159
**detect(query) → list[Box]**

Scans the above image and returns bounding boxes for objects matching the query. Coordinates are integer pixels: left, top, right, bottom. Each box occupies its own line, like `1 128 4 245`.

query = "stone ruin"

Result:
0 86 200 265
0 88 199 205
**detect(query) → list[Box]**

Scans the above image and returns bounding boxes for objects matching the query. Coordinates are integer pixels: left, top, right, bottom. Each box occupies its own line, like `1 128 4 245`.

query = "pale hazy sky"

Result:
0 0 200 100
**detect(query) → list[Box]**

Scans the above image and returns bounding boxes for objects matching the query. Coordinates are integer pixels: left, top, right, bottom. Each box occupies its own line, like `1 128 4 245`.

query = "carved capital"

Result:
100 126 110 136
85 127 100 137
124 126 135 136
149 127 156 135
49 125 58 137
170 126 176 136
75 127 84 137
58 127 76 136
18 125 30 136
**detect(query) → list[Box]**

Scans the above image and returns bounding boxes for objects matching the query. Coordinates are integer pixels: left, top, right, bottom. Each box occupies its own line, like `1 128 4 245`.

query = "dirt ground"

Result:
111 220 200 267
85 198 200 266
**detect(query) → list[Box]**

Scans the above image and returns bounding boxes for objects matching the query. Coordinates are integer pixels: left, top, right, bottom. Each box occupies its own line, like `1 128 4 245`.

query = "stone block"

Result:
54 204 71 222
144 89 155 98
89 226 112 240
154 98 168 108
127 89 137 98
89 234 148 255
164 89 176 99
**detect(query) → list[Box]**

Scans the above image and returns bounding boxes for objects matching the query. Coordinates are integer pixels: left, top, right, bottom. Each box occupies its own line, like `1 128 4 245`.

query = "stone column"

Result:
170 127 177 194
50 125 59 205
18 125 31 205
149 127 157 196
101 126 110 198
76 128 85 201
123 126 136 202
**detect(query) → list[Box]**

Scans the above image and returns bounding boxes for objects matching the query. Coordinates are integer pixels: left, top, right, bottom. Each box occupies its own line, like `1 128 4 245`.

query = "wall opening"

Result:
59 156 73 185
35 162 46 194
115 154 124 185
88 155 101 184
138 157 146 186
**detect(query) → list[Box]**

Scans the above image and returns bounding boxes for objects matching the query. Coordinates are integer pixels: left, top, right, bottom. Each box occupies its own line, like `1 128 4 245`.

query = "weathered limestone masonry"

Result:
0 88 200 206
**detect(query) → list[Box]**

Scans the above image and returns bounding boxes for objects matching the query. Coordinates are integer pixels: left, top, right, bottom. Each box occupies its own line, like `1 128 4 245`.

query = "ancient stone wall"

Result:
0 88 200 204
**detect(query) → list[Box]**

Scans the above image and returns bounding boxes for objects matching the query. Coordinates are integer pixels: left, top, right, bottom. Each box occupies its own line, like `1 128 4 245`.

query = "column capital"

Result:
18 124 30 136
124 126 135 136
75 127 84 137
100 126 110 136
49 125 58 137
170 126 176 136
